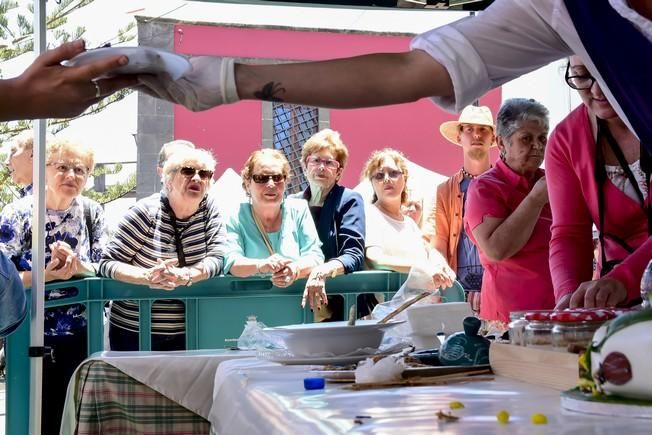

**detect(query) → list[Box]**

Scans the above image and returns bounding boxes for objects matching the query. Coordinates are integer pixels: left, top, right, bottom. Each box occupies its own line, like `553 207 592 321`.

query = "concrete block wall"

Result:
135 19 175 199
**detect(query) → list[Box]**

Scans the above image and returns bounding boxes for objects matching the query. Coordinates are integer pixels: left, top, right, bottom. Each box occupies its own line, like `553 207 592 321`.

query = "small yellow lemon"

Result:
531 413 548 425
496 410 510 424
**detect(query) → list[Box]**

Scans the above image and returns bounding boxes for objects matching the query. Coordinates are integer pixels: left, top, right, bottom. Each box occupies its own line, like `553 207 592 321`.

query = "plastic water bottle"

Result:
237 315 261 350
641 260 652 309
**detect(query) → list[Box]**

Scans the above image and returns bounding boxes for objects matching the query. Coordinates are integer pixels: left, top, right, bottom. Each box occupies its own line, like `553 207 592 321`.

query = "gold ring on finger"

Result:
93 80 101 98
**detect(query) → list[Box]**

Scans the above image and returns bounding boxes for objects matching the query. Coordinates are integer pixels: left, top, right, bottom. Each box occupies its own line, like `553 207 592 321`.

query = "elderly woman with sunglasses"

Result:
289 129 366 315
464 98 555 323
0 138 106 434
99 146 226 351
547 56 651 311
363 149 455 291
223 149 324 290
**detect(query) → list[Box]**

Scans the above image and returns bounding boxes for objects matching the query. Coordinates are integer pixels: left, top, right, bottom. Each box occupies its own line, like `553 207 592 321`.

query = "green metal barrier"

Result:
5 271 406 435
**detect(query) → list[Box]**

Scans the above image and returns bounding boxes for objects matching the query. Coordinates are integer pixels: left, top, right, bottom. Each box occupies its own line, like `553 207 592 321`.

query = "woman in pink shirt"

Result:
464 98 555 323
547 56 650 310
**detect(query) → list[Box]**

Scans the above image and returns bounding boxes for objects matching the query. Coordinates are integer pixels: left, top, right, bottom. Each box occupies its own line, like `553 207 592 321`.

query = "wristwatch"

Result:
185 270 193 287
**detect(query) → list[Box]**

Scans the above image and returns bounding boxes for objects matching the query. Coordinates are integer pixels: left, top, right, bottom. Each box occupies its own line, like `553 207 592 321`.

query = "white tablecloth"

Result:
209 358 652 435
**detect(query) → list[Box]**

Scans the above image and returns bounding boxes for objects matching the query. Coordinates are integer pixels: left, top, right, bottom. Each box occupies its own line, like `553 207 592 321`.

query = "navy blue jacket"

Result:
291 184 365 274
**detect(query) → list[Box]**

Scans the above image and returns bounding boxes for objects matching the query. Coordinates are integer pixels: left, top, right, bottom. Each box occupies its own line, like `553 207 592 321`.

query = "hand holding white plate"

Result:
137 56 240 111
63 47 191 80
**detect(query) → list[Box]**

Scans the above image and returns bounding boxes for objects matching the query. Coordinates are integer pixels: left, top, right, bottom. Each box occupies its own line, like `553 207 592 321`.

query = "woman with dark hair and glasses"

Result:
547 56 650 310
362 149 455 292
99 146 226 351
223 148 324 290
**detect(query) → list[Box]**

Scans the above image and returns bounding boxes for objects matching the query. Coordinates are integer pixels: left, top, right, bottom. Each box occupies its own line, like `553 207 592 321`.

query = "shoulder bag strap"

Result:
250 203 275 256
600 120 645 205
82 198 94 245
595 123 611 276
162 197 187 267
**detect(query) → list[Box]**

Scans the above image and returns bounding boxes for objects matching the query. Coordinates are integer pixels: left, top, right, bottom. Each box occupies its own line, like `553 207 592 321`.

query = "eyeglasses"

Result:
564 63 596 90
178 166 214 180
372 170 403 181
46 161 89 176
252 173 286 184
306 156 340 170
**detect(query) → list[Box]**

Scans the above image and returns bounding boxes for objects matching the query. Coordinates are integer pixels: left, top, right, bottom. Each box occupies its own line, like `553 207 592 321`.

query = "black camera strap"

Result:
595 119 651 276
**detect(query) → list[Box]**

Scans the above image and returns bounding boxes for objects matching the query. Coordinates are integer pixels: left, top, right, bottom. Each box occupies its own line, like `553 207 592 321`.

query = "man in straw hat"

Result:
424 105 495 312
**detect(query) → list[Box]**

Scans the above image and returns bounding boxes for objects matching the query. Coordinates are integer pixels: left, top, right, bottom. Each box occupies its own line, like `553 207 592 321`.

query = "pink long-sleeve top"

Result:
464 159 555 323
546 104 651 303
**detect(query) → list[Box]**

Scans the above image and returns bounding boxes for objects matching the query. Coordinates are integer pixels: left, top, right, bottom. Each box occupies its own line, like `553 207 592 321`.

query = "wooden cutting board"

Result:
489 342 578 391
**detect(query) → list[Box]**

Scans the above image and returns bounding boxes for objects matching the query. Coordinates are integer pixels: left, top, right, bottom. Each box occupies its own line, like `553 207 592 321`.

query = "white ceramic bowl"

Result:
264 320 403 357
406 302 473 349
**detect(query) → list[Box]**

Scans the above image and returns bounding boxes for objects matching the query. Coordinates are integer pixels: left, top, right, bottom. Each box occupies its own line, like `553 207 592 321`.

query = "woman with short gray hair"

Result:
100 146 226 351
463 98 555 323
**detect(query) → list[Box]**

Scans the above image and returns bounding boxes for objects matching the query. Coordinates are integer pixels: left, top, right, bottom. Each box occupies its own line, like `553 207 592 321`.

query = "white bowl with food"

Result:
264 320 403 357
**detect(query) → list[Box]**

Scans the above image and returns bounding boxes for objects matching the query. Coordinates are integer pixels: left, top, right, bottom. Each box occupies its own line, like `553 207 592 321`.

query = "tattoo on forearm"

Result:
254 82 286 102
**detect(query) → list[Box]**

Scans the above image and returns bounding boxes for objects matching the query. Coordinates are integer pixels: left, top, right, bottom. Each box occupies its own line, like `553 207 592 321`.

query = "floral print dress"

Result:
0 195 106 336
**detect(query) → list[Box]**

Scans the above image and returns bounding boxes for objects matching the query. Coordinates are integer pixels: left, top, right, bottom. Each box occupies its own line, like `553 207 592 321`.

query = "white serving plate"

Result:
264 320 403 358
266 353 384 366
63 46 191 80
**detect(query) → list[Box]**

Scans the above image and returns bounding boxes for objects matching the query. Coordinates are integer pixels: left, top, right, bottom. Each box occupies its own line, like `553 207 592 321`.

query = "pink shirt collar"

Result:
494 158 544 192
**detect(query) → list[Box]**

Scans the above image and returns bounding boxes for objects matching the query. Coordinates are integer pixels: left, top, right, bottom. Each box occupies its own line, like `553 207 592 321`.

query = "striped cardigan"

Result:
99 193 226 335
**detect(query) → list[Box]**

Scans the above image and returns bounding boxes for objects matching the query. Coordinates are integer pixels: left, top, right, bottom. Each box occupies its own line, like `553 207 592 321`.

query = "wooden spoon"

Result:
378 291 431 324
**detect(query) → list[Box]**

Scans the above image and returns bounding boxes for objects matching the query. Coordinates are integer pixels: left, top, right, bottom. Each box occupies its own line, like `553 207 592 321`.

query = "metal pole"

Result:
29 2 47 434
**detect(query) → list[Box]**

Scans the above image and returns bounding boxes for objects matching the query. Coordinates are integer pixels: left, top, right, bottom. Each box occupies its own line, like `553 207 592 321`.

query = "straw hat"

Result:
439 105 495 146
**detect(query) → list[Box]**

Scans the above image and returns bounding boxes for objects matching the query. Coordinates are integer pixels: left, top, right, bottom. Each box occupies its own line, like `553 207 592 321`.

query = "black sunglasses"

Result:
178 166 213 180
252 173 285 184
564 62 596 90
372 169 403 181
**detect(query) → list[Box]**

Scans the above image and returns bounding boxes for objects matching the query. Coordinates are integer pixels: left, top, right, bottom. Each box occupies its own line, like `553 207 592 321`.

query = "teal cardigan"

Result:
223 198 324 274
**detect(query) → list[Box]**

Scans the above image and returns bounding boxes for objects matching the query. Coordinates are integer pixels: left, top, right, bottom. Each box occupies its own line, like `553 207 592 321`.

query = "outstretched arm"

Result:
236 50 453 108
0 40 138 121
138 49 453 112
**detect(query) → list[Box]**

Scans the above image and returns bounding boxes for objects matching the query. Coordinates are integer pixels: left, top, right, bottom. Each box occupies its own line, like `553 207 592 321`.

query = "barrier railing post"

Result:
185 299 198 350
138 300 152 351
87 279 104 355
6 288 31 435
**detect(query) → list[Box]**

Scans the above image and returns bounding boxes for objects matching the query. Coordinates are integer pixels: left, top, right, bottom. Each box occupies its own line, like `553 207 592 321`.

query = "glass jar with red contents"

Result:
524 311 555 348
550 309 616 353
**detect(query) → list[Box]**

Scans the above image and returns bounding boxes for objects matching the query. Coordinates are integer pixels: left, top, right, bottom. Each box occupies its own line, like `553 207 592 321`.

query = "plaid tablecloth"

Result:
71 360 210 435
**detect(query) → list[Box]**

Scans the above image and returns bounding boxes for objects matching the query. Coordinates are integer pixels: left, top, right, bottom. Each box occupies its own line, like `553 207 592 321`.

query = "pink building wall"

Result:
173 24 501 186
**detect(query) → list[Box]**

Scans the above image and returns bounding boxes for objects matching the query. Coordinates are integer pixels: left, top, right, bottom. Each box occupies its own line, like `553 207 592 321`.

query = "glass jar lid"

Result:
550 309 616 323
524 311 554 321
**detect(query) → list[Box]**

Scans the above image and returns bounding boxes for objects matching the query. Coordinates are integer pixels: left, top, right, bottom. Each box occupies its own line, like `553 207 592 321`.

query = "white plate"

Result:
264 352 392 366
63 46 191 80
